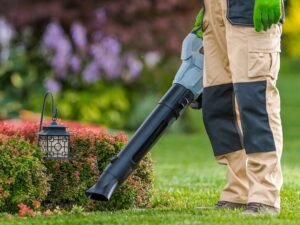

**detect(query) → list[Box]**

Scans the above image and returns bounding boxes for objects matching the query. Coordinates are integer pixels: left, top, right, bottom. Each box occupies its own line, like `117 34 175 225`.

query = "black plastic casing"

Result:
86 84 194 201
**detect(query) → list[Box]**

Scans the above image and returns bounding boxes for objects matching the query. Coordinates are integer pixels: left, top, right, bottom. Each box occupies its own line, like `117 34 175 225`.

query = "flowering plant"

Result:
0 120 153 211
0 0 202 129
17 203 35 217
42 21 144 93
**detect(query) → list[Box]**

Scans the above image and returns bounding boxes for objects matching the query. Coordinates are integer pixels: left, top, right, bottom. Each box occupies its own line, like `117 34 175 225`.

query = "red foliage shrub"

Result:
0 121 39 143
17 203 34 217
0 120 153 210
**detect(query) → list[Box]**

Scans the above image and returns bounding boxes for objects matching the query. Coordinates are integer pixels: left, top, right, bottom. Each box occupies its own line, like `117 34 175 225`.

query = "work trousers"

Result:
202 0 283 208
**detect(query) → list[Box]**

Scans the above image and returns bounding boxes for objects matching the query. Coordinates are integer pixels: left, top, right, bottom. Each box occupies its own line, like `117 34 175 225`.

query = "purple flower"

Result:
0 18 15 47
42 22 65 50
82 62 100 83
90 43 105 63
91 37 121 57
71 22 87 50
102 57 123 79
101 37 121 56
69 55 81 72
55 35 72 55
42 21 72 78
0 18 15 62
44 78 62 93
126 54 143 79
144 51 162 68
89 37 123 79
51 54 68 78
51 38 72 78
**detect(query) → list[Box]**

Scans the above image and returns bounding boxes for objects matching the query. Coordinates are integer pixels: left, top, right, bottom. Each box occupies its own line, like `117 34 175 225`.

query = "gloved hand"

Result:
253 0 281 32
192 9 204 38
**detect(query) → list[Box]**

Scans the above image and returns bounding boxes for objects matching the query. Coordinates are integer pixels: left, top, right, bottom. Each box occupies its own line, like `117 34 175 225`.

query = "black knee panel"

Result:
234 81 276 154
203 83 243 156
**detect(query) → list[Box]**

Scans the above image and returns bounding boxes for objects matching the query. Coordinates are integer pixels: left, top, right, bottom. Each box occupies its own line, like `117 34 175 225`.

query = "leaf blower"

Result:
86 32 204 201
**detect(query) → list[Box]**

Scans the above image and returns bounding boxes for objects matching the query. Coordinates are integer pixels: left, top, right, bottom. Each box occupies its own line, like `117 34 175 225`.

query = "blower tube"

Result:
86 83 194 200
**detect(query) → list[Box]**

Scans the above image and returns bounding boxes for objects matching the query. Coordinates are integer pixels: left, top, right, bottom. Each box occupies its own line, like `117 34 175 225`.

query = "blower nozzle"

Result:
86 172 119 201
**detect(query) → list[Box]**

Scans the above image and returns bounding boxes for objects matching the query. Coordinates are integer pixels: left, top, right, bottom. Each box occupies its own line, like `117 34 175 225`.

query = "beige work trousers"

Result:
202 0 283 209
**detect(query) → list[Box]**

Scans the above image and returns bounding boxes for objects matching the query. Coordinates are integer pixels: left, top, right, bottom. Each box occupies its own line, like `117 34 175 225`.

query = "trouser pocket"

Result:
247 29 281 80
248 52 280 80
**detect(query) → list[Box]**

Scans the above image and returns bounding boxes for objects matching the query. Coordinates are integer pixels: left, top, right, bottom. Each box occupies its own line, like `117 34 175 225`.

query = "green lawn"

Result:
1 73 300 224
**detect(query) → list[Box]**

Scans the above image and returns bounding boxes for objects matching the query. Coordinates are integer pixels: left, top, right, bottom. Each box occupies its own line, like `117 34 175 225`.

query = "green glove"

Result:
253 0 281 32
192 9 204 38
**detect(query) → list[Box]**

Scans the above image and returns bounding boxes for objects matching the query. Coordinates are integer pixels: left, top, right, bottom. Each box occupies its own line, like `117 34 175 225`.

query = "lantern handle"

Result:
39 92 57 132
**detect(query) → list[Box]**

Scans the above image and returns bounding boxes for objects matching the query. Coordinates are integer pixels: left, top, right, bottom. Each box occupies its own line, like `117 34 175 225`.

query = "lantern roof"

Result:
38 121 70 136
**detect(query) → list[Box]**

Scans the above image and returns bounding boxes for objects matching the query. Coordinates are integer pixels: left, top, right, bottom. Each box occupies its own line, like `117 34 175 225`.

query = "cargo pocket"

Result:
248 35 281 80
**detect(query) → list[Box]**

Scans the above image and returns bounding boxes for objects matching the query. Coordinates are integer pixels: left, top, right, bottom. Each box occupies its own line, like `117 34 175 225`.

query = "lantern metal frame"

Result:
37 92 71 160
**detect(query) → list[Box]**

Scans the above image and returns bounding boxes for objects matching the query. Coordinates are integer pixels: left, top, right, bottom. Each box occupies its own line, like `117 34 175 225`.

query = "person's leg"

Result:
226 19 283 209
216 151 248 204
202 0 248 205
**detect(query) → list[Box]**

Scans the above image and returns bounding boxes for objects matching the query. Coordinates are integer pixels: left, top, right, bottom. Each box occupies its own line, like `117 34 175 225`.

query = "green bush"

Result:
0 121 154 211
55 84 131 129
0 135 50 213
44 128 153 211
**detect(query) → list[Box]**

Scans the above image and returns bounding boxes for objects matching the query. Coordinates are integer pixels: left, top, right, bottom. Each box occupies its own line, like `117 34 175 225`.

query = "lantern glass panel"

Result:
38 135 48 153
38 134 69 159
47 135 69 159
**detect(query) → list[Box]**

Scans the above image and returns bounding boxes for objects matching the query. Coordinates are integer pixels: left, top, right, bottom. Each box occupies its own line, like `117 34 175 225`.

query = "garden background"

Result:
0 0 299 224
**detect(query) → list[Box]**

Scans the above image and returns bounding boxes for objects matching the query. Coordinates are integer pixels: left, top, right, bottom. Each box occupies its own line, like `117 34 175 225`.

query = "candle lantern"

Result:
37 92 70 159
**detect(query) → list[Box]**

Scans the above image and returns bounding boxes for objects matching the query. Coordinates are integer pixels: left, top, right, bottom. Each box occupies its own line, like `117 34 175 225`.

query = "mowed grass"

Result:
1 73 300 224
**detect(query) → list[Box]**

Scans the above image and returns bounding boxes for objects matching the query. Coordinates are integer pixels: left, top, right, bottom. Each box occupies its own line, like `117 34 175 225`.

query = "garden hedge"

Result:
0 120 153 212
0 134 50 213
